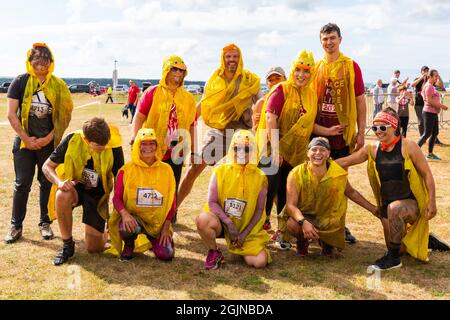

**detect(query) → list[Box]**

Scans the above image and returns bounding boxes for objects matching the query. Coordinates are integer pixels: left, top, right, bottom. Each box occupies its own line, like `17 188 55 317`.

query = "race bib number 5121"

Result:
136 188 163 207
224 198 247 219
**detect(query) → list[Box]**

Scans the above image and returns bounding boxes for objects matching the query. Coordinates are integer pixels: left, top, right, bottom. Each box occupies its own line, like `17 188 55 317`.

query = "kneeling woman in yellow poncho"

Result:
196 130 271 270
285 137 377 257
109 128 176 261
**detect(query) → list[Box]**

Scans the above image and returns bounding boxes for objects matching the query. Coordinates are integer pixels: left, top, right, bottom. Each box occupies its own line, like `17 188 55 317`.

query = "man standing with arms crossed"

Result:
312 23 367 244
177 44 262 207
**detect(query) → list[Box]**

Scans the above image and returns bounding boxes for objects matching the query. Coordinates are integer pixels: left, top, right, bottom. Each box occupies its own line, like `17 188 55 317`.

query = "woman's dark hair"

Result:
428 69 438 77
82 117 111 146
320 23 341 38
28 45 53 63
381 107 401 136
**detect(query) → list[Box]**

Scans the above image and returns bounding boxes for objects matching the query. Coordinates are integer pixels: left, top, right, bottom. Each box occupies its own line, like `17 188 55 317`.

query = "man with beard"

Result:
177 44 262 207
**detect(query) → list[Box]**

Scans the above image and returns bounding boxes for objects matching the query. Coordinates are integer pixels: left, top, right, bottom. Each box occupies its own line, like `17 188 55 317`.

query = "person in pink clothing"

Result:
417 70 448 160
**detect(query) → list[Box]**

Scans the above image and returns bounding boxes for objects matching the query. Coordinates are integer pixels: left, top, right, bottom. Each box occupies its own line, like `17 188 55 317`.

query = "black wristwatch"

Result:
298 218 305 226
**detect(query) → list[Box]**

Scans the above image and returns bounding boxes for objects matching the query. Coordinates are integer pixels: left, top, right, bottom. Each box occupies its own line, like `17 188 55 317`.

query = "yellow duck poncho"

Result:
47 126 122 222
313 52 357 150
144 55 196 159
201 44 261 130
107 128 176 255
257 50 318 167
367 143 430 261
21 43 73 148
289 160 348 249
203 130 271 262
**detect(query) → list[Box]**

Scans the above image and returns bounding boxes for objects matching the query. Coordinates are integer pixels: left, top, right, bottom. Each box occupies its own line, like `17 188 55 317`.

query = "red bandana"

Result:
381 135 401 151
373 112 399 129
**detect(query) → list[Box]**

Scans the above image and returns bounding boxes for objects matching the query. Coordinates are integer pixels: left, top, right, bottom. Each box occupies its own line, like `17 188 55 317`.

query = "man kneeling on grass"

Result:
196 130 271 270
43 117 124 265
285 137 377 258
108 128 176 261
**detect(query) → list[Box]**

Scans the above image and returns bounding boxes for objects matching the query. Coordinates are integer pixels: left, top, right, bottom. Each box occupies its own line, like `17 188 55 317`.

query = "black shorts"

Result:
330 146 350 160
74 183 106 233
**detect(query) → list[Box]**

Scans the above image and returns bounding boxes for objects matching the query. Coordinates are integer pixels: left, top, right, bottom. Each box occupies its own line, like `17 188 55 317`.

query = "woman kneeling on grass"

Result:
196 130 271 270
108 128 176 261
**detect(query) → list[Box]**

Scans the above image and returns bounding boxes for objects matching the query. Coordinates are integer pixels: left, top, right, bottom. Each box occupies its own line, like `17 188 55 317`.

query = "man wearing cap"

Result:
285 137 377 257
337 108 442 270
177 43 262 207
252 66 286 131
311 23 366 244
411 66 430 136
131 55 196 221
256 51 317 246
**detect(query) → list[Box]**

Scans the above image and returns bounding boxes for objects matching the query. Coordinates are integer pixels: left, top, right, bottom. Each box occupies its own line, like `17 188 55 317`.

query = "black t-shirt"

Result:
413 77 425 106
7 73 54 138
50 133 124 197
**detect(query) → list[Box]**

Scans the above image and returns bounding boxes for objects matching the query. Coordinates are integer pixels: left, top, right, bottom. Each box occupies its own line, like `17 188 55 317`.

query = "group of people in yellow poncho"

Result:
5 36 444 272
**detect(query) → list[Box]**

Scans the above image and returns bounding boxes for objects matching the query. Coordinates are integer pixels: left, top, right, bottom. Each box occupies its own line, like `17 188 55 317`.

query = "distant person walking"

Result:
396 84 414 137
4 43 73 244
127 80 140 123
417 69 448 160
105 85 113 103
387 78 399 112
372 79 385 118
411 66 429 136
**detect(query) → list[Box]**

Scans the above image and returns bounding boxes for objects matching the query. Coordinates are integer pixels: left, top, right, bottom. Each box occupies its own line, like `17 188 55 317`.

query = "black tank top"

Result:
375 139 414 204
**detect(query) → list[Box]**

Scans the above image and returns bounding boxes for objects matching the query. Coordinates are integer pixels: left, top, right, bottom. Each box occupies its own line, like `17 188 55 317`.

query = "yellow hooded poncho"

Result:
201 44 261 130
107 128 176 256
313 52 357 150
144 55 196 159
21 43 73 148
257 50 318 167
288 160 348 249
47 125 122 222
203 130 271 261
367 143 430 261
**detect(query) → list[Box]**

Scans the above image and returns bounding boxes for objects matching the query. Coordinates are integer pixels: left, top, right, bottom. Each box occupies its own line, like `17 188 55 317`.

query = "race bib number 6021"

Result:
136 188 163 207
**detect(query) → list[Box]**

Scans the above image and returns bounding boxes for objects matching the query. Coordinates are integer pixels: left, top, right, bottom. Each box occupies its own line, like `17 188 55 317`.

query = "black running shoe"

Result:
53 240 75 266
428 233 450 251
371 252 402 271
345 227 357 244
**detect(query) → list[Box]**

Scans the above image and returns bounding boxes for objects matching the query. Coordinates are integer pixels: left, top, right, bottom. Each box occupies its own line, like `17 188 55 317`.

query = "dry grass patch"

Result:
0 93 449 300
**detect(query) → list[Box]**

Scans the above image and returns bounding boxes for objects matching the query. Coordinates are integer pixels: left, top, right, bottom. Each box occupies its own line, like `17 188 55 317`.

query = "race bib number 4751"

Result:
224 198 247 219
136 188 164 207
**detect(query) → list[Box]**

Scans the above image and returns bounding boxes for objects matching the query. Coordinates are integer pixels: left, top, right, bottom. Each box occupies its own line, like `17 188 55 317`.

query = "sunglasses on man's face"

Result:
171 67 185 73
371 124 392 132
233 146 251 153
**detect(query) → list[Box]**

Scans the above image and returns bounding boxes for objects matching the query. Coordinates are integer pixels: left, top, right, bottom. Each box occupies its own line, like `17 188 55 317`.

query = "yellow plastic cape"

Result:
288 160 348 249
47 126 122 222
204 130 271 261
201 44 261 129
256 50 318 167
367 143 429 261
144 55 196 159
313 52 357 150
107 128 176 256
21 43 73 148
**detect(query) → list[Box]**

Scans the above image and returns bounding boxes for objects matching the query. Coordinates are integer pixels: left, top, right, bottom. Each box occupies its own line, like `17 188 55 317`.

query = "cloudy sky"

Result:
1 0 449 84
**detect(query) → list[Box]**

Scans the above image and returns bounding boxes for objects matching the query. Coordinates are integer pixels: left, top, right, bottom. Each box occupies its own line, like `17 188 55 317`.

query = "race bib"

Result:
80 168 99 189
136 188 164 207
224 198 247 219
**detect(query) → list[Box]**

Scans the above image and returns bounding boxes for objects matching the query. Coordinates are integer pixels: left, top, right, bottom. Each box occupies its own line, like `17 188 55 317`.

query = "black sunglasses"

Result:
233 146 251 153
371 124 392 132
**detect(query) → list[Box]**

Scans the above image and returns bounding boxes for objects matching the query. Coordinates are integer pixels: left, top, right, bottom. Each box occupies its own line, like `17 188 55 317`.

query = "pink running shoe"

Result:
204 249 224 270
